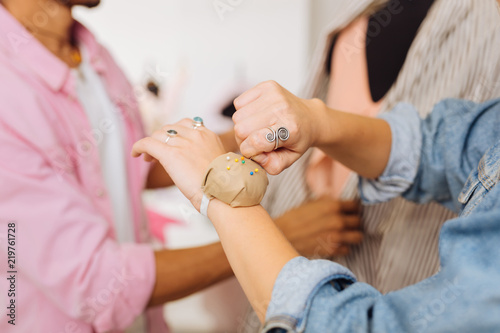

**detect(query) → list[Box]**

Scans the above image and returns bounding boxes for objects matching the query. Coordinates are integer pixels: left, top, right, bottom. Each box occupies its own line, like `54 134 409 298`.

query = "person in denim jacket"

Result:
133 78 500 332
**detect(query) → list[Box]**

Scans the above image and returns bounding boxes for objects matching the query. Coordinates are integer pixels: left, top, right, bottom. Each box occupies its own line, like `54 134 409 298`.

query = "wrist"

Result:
192 191 204 213
200 193 213 217
303 98 332 147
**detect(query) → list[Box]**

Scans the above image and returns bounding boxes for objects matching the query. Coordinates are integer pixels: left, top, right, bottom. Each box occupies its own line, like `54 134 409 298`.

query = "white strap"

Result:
200 194 212 217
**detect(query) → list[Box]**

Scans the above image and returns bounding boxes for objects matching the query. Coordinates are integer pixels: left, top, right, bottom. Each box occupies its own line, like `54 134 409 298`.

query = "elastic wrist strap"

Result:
200 194 212 217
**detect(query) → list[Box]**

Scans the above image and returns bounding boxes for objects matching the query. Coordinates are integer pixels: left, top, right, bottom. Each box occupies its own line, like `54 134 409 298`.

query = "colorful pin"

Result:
241 157 245 161
242 160 246 164
227 166 231 170
250 171 254 176
255 169 258 173
235 158 239 162
226 156 230 161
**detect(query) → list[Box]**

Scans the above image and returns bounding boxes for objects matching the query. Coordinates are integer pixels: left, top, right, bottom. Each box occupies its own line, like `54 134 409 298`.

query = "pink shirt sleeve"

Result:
0 117 156 332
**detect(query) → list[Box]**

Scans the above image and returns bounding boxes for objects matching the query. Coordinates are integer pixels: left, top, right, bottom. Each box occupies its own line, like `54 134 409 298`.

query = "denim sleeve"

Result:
359 103 422 204
360 99 500 213
262 257 358 332
263 214 500 333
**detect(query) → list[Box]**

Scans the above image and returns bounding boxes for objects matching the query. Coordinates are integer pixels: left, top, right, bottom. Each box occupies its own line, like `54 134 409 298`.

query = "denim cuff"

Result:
263 257 356 332
359 103 422 204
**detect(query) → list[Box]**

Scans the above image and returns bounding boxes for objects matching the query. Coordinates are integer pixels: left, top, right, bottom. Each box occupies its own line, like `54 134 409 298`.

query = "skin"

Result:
275 198 362 258
3 1 361 316
131 83 393 321
146 130 239 188
233 81 392 178
215 129 364 255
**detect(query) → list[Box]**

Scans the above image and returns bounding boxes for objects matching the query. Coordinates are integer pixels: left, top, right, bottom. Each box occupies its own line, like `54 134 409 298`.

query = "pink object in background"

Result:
147 209 183 244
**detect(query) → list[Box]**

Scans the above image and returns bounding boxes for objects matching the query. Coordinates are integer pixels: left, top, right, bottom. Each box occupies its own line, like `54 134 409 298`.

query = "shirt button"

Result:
95 188 106 198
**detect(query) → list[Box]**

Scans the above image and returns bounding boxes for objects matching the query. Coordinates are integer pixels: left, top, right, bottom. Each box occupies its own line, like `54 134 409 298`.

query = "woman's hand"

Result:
232 81 327 175
132 118 226 211
274 198 363 258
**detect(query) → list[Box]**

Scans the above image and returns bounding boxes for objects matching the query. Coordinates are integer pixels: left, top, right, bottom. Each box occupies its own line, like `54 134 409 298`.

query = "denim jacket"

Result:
263 99 500 333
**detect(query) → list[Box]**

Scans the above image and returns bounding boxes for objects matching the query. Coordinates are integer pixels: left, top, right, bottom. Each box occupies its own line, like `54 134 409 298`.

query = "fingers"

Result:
250 149 299 175
239 127 277 158
338 230 363 244
160 121 201 140
335 245 350 256
341 215 361 229
234 109 278 143
131 137 172 161
339 200 361 214
174 118 197 129
303 197 361 216
233 81 271 114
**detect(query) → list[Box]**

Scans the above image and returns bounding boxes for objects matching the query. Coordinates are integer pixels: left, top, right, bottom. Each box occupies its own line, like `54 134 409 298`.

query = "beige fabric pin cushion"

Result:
202 152 269 207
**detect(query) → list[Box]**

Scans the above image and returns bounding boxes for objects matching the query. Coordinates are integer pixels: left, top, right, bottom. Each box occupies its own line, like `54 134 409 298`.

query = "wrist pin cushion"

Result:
201 152 269 207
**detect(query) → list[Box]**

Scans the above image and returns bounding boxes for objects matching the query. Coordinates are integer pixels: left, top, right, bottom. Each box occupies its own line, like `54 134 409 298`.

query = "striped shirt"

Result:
262 0 500 294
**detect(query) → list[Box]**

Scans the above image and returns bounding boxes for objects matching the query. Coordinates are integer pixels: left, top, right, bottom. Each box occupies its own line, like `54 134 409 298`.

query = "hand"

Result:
232 81 326 175
132 119 226 211
274 198 363 258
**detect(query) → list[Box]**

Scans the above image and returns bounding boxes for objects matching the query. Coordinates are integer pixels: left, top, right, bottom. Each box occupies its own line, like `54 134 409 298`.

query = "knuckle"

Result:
232 110 240 122
269 80 280 89
240 145 252 158
276 100 290 112
249 134 263 149
233 97 242 110
262 80 277 88
233 123 245 139
287 120 299 136
152 129 164 138
266 161 281 175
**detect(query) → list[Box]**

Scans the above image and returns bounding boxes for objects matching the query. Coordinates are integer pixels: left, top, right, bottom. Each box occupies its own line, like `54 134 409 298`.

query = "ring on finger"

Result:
265 126 289 150
165 129 178 144
266 127 276 143
277 127 290 141
192 116 204 130
273 127 290 150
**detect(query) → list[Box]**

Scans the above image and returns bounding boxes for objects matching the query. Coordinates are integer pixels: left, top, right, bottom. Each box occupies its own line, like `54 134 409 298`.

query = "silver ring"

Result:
266 126 289 150
266 127 276 143
277 127 290 141
192 116 204 130
165 129 178 144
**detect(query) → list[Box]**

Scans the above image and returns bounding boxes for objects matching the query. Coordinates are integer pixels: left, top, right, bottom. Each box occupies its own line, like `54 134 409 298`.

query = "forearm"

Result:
146 161 174 189
148 242 233 306
207 199 299 321
309 98 392 179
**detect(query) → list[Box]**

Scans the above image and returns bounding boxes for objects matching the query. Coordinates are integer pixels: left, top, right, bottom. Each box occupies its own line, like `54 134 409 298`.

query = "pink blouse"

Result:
0 6 167 333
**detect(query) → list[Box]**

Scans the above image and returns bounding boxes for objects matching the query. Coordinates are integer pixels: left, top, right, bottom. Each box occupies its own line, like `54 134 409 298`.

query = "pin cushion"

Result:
201 152 268 207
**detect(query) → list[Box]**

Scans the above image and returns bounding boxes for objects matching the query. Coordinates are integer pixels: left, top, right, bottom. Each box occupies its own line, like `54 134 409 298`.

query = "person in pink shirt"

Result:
0 0 360 332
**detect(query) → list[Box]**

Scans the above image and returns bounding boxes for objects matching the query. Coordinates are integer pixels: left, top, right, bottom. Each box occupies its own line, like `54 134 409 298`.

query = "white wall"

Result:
310 0 344 56
75 0 313 134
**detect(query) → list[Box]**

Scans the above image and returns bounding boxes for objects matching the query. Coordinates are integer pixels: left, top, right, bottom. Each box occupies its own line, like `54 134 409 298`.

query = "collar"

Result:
0 5 105 93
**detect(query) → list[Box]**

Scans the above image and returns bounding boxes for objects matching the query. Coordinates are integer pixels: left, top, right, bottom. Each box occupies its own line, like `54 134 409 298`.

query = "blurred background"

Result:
74 1 342 332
